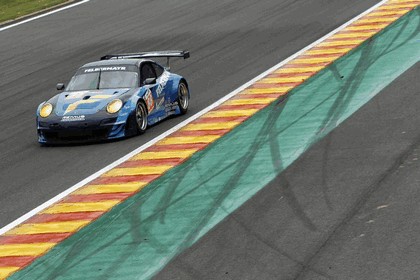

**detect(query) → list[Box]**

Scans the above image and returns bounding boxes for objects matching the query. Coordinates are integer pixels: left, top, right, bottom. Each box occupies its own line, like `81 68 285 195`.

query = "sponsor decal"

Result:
84 66 127 73
61 115 86 122
64 99 99 114
156 97 165 108
165 101 178 112
156 72 170 97
144 89 155 112
64 95 111 114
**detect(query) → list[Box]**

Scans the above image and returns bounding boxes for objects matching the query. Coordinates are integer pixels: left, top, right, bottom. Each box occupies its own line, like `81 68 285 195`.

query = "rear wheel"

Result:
135 101 148 134
177 82 189 115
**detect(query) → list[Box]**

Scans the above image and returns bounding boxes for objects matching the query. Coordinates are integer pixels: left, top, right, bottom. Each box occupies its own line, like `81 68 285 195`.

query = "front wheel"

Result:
135 101 148 134
177 82 189 115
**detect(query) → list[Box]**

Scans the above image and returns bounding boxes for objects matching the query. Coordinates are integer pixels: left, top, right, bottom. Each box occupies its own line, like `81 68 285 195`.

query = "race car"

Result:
36 50 190 144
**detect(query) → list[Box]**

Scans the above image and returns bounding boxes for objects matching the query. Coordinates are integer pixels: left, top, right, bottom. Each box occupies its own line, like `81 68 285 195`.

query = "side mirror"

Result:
144 78 156 85
56 83 65 90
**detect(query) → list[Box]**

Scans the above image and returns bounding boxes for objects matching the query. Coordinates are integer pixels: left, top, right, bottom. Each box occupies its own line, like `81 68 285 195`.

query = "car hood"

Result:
53 88 130 116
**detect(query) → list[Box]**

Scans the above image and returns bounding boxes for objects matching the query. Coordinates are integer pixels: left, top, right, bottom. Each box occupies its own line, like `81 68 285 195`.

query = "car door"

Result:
151 62 171 109
140 62 160 116
152 62 176 113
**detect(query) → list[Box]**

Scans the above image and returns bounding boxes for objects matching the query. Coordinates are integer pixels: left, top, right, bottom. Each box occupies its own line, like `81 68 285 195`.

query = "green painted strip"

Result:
0 0 68 23
10 8 420 280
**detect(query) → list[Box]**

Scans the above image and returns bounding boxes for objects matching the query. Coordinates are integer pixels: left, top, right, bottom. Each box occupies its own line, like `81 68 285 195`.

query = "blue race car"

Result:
36 51 190 144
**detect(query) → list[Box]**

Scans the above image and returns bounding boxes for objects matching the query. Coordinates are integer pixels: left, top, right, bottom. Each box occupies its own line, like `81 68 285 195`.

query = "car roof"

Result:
82 59 148 68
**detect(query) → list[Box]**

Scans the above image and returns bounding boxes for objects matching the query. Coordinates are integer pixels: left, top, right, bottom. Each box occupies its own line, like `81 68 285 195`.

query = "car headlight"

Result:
107 99 123 114
39 103 53 118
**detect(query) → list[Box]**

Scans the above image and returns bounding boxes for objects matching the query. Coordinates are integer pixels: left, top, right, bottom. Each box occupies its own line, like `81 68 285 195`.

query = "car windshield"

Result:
66 71 138 91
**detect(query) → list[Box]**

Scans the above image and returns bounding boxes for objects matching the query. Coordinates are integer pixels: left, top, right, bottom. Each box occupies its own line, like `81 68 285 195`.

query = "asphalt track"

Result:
0 0 383 229
157 62 420 279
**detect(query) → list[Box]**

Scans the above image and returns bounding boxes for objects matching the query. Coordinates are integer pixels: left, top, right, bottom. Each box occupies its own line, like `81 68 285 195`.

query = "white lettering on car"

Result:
84 66 127 73
156 72 170 97
61 115 86 122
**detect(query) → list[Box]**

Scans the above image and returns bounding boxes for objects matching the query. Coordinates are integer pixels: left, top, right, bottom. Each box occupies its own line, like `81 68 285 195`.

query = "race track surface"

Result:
0 0 381 228
157 62 420 279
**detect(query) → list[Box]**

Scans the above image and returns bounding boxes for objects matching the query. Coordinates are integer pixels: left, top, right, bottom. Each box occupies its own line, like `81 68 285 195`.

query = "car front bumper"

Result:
37 116 128 144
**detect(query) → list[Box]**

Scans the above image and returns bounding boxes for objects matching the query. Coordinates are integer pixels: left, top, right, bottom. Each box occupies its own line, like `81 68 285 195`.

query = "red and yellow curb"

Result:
0 0 418 278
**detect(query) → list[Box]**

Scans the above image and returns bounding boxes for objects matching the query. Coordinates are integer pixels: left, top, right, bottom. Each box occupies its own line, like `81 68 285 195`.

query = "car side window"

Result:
152 63 164 77
140 63 157 85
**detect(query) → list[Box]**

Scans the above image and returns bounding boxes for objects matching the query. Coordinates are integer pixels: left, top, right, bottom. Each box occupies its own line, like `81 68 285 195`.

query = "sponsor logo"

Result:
156 72 170 97
165 101 178 112
84 66 127 73
156 97 165 108
61 115 86 122
144 89 155 112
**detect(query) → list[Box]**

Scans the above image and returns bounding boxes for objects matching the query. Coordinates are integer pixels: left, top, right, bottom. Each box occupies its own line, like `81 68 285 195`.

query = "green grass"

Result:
0 0 68 23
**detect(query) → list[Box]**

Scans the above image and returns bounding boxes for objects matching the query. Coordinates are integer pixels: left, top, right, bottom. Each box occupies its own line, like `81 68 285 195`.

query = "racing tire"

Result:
177 81 189 115
135 101 148 134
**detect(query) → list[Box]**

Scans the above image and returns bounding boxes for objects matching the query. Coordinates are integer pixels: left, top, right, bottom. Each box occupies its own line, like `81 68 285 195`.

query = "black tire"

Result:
135 101 148 134
177 81 189 115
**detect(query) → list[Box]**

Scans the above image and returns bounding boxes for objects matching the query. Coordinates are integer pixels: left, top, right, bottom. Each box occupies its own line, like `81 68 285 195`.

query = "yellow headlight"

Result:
40 103 53 118
107 99 123 114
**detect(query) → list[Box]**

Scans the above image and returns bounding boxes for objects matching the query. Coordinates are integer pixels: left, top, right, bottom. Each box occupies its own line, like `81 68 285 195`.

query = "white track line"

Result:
0 0 390 235
0 0 90 32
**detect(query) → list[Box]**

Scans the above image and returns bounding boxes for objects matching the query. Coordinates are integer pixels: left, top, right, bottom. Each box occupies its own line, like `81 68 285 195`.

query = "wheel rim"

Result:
179 83 189 109
136 103 147 130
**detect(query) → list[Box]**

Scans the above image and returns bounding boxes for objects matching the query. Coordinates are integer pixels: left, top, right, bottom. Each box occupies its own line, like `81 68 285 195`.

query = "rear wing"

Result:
100 50 190 69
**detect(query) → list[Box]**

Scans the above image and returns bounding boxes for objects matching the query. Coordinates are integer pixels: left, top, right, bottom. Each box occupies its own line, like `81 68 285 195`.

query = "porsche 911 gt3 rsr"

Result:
36 51 190 144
